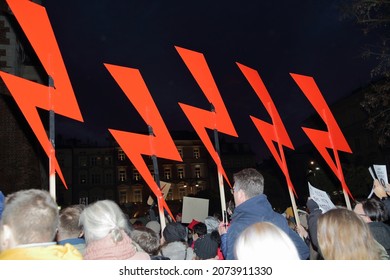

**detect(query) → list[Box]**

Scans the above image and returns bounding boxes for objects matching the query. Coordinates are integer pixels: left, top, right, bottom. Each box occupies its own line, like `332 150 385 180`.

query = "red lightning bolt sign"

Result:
105 63 182 221
237 63 301 224
0 0 84 189
175 46 238 186
291 73 353 209
237 63 296 193
175 46 238 218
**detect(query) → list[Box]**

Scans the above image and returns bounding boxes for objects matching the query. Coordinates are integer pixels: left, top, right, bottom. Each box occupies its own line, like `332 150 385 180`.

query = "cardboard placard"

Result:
181 196 209 224
308 182 335 213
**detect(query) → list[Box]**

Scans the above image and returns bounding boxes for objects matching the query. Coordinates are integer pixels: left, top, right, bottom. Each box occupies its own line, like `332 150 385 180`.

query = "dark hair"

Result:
210 230 221 245
193 222 207 237
133 220 144 227
362 198 389 222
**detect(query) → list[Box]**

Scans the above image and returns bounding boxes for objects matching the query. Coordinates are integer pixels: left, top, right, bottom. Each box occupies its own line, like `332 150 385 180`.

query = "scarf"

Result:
83 230 137 260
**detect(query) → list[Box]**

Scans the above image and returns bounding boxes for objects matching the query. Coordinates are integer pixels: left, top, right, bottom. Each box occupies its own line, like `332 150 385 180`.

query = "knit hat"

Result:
194 234 218 259
204 216 219 233
163 222 187 243
145 221 161 235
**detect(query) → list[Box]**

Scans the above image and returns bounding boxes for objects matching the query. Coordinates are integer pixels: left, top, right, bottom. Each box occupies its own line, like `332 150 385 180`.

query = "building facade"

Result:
0 1 49 195
56 134 258 217
56 136 213 213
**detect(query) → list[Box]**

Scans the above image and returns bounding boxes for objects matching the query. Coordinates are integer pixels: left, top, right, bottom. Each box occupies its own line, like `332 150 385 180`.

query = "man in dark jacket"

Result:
218 168 310 260
354 198 390 256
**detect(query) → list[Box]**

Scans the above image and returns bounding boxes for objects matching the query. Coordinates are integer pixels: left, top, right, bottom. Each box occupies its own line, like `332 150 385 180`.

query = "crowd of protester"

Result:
0 168 389 260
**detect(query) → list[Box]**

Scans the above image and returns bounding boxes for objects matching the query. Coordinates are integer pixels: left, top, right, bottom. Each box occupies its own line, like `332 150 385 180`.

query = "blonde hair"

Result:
317 208 382 260
234 222 300 260
79 200 131 244
1 189 58 245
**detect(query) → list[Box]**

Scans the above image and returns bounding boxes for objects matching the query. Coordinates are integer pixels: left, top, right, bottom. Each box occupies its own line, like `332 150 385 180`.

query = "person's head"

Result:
233 168 264 206
132 220 143 228
130 226 160 256
204 216 220 234
317 208 382 260
187 219 200 232
79 200 131 244
354 198 388 223
193 233 219 260
234 222 300 260
57 204 85 241
192 222 207 242
0 189 59 250
175 213 182 223
145 220 161 237
162 222 187 243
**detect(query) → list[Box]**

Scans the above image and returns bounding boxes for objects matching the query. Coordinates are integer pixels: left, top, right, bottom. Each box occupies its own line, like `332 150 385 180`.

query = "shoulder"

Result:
128 251 150 260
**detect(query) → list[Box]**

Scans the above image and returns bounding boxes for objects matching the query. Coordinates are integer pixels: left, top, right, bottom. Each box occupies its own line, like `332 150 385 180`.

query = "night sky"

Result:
43 0 374 160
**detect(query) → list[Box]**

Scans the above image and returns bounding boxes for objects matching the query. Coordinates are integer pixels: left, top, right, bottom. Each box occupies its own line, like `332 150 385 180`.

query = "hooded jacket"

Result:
160 241 194 260
221 194 309 260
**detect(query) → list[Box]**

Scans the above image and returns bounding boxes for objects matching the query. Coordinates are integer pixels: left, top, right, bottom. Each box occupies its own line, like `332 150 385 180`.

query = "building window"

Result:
104 156 112 165
195 183 203 192
134 189 142 203
119 191 127 204
149 167 155 179
80 173 87 184
105 172 113 184
79 157 88 167
177 148 183 158
79 196 89 205
164 168 171 180
195 166 201 178
177 167 185 179
90 157 97 166
167 189 173 201
133 169 140 181
179 187 187 199
119 170 126 182
118 149 126 161
91 174 101 184
193 148 200 159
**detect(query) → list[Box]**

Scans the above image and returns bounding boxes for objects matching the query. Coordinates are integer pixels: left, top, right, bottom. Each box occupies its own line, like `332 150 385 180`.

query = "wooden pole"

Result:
211 103 227 220
148 125 167 231
48 75 56 201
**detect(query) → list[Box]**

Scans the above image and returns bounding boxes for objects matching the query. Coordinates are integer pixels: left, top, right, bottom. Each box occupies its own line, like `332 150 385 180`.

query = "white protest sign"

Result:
181 196 209 224
373 165 388 187
308 182 336 213
147 181 171 205
368 165 389 198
